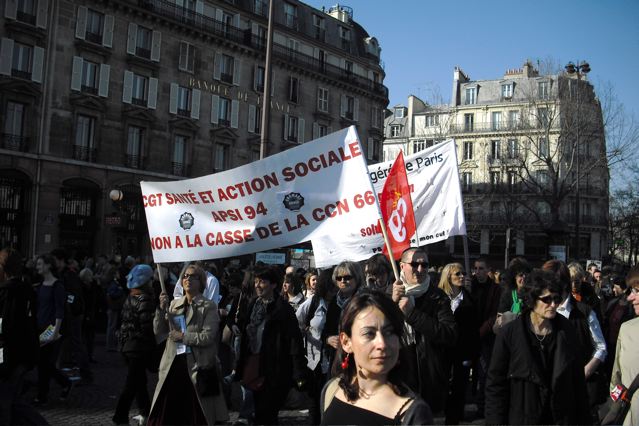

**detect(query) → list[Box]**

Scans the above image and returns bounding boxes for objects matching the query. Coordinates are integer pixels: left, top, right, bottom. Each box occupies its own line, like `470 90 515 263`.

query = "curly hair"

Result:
521 269 562 312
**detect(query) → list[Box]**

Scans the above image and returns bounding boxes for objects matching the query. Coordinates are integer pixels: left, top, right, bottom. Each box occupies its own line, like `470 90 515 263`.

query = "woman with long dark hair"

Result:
320 291 432 424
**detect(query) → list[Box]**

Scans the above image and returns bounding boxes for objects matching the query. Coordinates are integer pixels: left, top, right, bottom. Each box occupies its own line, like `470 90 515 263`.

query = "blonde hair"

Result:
438 262 463 297
568 262 586 283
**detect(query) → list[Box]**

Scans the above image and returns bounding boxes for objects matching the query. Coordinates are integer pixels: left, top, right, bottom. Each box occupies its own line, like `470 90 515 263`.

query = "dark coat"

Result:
470 277 502 340
485 314 592 425
236 295 306 396
399 284 458 412
0 277 39 377
452 288 480 362
119 292 156 356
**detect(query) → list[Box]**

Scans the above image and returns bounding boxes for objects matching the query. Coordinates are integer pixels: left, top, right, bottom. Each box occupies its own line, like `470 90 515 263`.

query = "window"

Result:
12 42 32 78
463 141 473 160
250 106 262 133
179 42 195 73
317 48 326 71
462 172 472 192
491 140 501 159
538 81 550 99
3 102 25 150
344 60 353 75
74 115 95 161
507 171 518 191
371 106 381 129
464 113 474 131
317 87 329 112
132 73 148 105
220 55 234 84
254 65 265 92
426 115 439 127
413 140 425 153
501 83 513 99
465 87 476 105
81 60 99 94
507 139 518 158
172 135 188 176
339 26 350 50
536 169 549 187
318 123 328 137
490 171 501 190
394 108 404 119
254 0 267 16
288 76 299 103
313 15 325 40
218 97 231 126
136 26 152 59
538 137 549 158
286 115 299 142
343 95 355 120
538 108 549 128
220 11 234 36
214 144 229 171
367 138 379 160
508 110 520 128
85 9 104 43
177 86 191 116
492 111 502 130
390 125 401 137
284 3 297 29
126 126 143 168
16 0 36 24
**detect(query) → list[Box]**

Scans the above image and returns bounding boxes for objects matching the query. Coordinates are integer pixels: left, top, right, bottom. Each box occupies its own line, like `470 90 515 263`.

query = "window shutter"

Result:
298 118 305 143
191 88 201 119
210 95 219 124
340 95 346 118
233 14 240 28
283 114 289 141
215 9 223 21
103 15 114 47
126 23 137 55
251 22 258 35
0 38 13 76
70 56 83 91
312 122 319 139
151 31 161 62
353 98 359 121
233 58 240 86
213 52 222 80
169 83 178 114
147 77 158 109
31 46 44 83
367 137 374 160
36 0 48 29
195 0 204 15
122 71 133 104
230 100 239 129
75 6 87 39
253 64 258 91
248 104 256 133
98 64 110 97
4 1 17 20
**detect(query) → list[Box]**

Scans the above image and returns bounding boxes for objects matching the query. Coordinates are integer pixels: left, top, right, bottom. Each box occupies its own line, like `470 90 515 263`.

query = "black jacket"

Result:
399 284 458 412
119 292 156 356
452 288 480 362
236 294 306 394
486 314 592 425
0 277 39 377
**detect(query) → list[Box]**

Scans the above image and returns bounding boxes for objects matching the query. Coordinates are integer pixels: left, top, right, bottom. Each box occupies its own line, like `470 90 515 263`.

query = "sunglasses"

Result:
183 273 200 281
453 271 466 277
407 261 429 269
538 294 563 305
336 275 353 282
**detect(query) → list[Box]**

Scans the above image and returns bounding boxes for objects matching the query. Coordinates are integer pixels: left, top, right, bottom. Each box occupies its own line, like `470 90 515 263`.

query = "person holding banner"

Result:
149 264 228 426
391 247 457 414
320 291 433 425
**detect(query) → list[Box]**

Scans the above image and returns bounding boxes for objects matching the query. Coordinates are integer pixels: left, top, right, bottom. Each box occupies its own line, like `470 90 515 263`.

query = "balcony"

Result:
16 11 36 25
449 120 553 135
85 31 103 44
1 134 28 151
125 154 142 169
177 108 190 117
135 46 151 59
218 118 231 127
172 162 188 176
81 84 98 96
132 97 147 107
220 72 233 84
11 69 31 80
73 145 97 162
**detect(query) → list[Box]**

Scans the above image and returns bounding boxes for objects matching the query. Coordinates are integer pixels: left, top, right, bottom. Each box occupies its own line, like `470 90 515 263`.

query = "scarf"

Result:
336 291 351 309
401 275 430 346
246 297 271 354
511 289 522 314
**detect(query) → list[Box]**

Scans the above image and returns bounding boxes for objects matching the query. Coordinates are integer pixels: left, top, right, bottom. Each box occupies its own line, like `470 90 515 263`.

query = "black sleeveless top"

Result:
321 397 412 425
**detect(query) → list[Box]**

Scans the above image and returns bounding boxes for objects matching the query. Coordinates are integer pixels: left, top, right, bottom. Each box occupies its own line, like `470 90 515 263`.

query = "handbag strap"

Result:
628 372 639 394
322 378 340 412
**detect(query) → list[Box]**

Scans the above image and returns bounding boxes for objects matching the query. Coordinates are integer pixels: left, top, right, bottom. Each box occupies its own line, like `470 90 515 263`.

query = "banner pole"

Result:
378 218 401 282
156 263 167 295
462 235 471 287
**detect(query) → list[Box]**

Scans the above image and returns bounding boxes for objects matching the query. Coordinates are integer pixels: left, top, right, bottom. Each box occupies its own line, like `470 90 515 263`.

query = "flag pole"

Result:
156 264 167 295
378 218 401 282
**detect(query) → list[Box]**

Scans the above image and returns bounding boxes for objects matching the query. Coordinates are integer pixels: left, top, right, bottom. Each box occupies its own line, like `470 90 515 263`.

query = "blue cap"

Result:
127 264 153 289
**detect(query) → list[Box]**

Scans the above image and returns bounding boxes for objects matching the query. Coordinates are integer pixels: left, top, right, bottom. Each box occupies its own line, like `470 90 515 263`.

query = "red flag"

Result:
379 151 417 260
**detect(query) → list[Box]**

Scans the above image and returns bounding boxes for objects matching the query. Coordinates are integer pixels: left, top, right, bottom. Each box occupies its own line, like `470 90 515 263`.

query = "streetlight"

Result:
564 60 590 261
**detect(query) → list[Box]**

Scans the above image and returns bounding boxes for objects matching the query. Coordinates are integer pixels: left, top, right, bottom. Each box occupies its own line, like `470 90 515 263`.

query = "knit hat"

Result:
127 264 153 289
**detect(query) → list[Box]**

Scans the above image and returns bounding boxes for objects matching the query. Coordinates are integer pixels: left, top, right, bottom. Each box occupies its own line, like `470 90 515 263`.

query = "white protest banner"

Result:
313 139 466 267
140 126 380 263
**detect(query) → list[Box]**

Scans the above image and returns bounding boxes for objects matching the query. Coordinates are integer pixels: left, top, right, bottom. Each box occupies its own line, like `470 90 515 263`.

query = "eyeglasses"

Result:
336 275 353 282
538 294 563 305
183 273 200 281
453 271 466 277
407 261 429 270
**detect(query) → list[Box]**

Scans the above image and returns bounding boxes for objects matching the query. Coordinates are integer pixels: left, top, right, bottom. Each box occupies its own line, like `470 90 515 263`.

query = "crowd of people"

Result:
0 245 638 425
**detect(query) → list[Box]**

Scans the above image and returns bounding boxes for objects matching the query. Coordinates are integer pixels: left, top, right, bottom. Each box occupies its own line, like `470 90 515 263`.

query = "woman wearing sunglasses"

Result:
486 269 591 425
438 263 479 425
322 261 364 377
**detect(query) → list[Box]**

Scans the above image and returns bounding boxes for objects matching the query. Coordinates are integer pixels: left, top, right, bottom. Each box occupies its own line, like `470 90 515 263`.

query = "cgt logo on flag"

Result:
379 151 416 260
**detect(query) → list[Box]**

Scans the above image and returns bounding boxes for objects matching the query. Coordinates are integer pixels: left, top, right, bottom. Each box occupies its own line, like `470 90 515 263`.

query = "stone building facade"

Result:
0 0 388 258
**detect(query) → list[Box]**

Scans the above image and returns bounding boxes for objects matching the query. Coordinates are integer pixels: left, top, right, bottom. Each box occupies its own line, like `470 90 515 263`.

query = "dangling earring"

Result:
341 353 350 370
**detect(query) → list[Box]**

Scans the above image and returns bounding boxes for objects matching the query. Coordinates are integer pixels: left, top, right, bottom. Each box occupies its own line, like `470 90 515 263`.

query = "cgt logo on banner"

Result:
140 126 381 263
312 139 466 268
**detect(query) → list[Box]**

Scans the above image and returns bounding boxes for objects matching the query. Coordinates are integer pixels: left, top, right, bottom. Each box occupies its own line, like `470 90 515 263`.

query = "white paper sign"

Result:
313 139 466 268
141 126 380 263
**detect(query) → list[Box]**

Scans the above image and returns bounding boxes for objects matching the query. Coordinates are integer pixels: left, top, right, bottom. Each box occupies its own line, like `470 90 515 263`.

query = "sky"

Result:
305 0 639 115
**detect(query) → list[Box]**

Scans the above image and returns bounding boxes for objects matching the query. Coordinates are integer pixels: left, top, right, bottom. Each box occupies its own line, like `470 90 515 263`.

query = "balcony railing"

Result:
449 121 556 134
135 46 151 59
172 161 188 176
1 134 28 151
132 97 147 107
81 84 98 95
85 31 103 44
16 11 36 25
125 154 142 169
73 145 97 162
177 108 190 117
11 69 31 80
138 0 389 98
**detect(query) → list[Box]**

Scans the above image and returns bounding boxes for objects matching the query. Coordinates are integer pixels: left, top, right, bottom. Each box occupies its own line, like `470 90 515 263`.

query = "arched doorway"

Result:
112 184 147 259
58 178 100 259
0 170 31 253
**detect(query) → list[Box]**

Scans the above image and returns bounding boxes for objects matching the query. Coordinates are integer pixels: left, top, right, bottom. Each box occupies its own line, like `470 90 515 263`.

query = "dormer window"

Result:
394 108 404 119
501 83 513 99
391 125 402 137
465 87 477 105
